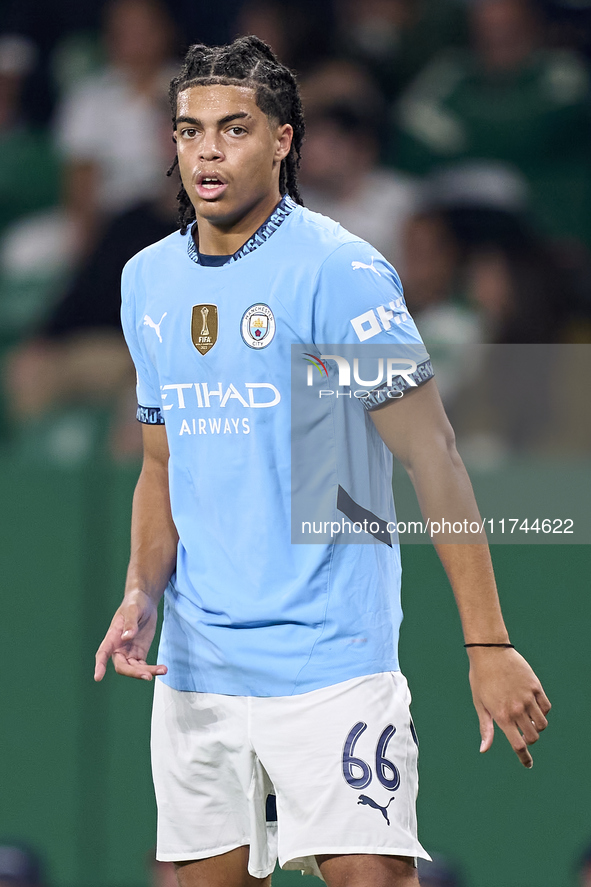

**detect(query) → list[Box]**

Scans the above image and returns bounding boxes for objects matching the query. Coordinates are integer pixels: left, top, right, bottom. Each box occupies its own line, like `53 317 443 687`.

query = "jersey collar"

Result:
187 194 297 266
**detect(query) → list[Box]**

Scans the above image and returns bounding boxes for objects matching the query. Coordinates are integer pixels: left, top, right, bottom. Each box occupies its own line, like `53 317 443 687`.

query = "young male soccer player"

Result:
94 37 551 887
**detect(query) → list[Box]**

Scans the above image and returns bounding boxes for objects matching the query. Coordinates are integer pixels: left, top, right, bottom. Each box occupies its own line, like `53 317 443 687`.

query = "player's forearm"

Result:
125 457 178 605
406 442 509 644
432 542 510 644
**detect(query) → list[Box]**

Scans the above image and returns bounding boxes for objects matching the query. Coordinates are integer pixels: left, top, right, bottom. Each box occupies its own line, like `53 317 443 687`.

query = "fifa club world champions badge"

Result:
191 304 219 355
241 303 276 349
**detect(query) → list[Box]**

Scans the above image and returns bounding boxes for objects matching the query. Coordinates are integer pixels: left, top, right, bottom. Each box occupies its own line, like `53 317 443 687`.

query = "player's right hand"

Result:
94 589 168 682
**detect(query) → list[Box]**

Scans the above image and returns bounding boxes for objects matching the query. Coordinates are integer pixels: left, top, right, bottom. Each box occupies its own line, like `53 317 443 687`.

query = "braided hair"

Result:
167 36 305 234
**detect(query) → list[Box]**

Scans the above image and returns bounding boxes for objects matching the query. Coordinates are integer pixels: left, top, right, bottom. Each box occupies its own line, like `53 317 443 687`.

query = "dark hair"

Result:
167 35 305 234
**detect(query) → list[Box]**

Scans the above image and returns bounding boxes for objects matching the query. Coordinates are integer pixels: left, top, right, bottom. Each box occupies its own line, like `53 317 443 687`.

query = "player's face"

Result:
174 84 293 229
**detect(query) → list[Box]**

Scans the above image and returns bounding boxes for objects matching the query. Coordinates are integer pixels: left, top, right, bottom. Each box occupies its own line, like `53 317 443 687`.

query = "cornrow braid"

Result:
166 35 305 234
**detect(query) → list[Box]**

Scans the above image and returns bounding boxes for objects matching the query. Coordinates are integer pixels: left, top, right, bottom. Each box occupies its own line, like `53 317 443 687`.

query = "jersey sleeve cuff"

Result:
360 358 435 412
137 405 165 425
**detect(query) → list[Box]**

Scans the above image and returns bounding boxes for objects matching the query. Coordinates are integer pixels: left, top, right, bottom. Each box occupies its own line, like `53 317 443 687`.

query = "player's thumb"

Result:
476 703 494 753
121 611 139 641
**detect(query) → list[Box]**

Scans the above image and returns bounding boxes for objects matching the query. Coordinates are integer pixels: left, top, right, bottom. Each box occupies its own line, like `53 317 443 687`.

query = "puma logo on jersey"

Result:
351 257 381 276
144 313 167 343
357 794 396 826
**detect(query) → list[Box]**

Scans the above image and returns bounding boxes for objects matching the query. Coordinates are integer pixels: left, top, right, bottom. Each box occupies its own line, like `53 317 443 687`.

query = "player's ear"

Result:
274 123 293 162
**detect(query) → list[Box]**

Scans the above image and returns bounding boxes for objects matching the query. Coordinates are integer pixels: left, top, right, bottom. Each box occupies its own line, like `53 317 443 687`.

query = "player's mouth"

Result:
195 173 228 200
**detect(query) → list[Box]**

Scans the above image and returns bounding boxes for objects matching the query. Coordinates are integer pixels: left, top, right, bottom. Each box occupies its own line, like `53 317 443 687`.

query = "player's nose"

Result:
199 132 223 161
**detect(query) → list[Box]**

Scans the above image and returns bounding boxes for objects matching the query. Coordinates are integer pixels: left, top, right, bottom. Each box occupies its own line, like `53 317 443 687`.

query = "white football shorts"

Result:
151 671 430 880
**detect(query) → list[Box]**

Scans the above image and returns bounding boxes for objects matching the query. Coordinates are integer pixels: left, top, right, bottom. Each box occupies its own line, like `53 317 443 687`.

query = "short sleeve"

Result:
313 241 434 410
120 259 162 416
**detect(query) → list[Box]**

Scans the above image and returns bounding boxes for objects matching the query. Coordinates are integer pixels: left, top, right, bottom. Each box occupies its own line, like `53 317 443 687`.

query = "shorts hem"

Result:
248 867 276 879
280 844 432 868
156 841 250 864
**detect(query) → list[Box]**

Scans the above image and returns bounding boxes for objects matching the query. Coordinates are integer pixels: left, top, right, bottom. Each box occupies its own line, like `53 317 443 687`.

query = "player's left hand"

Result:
467 646 551 768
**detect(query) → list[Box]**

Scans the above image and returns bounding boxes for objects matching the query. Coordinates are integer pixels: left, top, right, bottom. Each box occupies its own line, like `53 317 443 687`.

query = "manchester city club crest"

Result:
241 303 276 349
191 304 218 355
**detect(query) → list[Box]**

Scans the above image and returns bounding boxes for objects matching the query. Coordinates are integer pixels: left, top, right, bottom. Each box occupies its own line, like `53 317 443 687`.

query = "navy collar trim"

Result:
187 194 296 266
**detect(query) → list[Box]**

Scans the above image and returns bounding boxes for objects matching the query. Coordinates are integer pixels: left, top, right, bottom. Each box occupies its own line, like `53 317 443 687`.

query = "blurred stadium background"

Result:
0 1 589 886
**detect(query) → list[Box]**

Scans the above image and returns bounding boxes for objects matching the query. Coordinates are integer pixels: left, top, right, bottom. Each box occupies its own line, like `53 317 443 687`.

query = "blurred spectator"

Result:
421 160 530 220
54 0 177 256
578 840 591 886
165 0 244 48
417 851 464 887
0 35 61 237
0 208 78 351
393 0 591 245
4 155 178 460
43 179 178 343
402 210 459 315
399 158 580 444
0 843 44 887
542 0 591 59
0 0 104 125
0 35 66 447
400 209 481 406
0 0 243 126
0 18 176 361
148 850 176 887
417 160 587 339
300 57 384 112
401 209 480 341
233 0 333 71
234 0 291 66
428 200 579 454
465 242 564 344
300 61 418 264
332 0 468 101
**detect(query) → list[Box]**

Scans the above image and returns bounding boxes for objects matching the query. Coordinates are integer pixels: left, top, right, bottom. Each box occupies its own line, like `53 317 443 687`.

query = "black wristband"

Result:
464 643 515 648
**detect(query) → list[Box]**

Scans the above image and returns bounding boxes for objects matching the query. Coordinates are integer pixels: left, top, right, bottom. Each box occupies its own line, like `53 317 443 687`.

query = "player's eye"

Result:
180 128 197 138
228 125 246 135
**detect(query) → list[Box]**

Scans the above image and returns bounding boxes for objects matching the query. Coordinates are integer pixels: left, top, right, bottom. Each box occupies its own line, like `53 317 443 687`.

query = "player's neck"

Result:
194 189 283 256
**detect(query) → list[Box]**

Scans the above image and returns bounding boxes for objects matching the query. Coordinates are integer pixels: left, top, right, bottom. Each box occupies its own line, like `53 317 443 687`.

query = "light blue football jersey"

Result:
121 196 433 695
